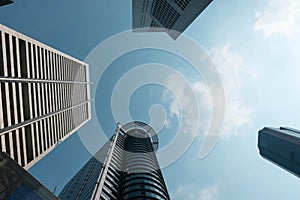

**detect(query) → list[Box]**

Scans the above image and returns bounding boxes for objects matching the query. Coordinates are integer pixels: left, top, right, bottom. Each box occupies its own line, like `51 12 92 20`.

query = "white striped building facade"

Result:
0 24 91 169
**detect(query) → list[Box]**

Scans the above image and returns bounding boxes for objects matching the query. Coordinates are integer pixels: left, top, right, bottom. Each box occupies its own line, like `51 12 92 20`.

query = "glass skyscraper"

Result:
0 151 59 200
59 121 170 200
132 0 213 39
0 24 91 169
258 126 300 177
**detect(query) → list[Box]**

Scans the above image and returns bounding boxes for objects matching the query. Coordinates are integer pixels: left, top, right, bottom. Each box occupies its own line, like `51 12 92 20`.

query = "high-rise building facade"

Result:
132 0 213 39
258 127 300 177
0 24 91 169
59 121 170 200
0 151 59 200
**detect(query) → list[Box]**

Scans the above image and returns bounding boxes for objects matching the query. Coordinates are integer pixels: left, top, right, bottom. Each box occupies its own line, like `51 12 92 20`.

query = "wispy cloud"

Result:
172 183 220 200
209 44 253 137
162 74 211 137
254 0 300 37
162 44 253 138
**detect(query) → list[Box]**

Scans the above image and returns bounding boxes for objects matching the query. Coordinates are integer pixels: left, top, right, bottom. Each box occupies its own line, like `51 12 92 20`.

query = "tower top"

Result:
119 121 159 151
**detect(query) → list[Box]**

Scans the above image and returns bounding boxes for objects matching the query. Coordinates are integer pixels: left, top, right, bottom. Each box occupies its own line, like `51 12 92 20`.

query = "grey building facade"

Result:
0 24 91 169
258 127 300 177
59 122 170 200
132 0 213 39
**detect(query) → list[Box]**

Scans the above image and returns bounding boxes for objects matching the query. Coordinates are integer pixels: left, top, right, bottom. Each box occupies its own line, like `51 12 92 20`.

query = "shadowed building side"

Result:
132 0 213 39
0 0 13 7
58 137 112 200
258 127 300 178
0 151 59 200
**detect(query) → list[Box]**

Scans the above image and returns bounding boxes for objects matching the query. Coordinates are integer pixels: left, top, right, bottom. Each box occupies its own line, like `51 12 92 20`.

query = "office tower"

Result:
132 0 213 39
0 0 13 7
59 121 170 200
0 24 91 169
258 127 300 177
0 151 59 200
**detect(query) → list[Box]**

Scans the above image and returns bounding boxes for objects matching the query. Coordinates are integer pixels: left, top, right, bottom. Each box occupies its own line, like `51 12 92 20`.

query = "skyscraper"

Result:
132 0 213 39
59 121 170 200
258 127 300 177
0 151 59 200
0 0 13 7
0 24 91 169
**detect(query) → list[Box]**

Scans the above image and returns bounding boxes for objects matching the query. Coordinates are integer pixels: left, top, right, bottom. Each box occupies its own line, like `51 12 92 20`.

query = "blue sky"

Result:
1 0 300 199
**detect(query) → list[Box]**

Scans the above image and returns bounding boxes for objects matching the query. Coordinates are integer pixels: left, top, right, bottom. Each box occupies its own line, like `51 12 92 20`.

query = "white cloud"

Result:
199 185 220 200
172 183 220 200
209 44 252 137
254 0 300 37
162 73 211 137
163 44 252 138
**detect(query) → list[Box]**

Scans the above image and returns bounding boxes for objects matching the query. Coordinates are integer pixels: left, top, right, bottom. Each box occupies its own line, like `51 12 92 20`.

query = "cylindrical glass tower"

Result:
59 121 170 200
117 122 170 200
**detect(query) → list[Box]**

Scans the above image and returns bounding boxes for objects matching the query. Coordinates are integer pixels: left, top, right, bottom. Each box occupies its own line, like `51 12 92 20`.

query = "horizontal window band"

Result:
0 77 92 85
0 99 92 136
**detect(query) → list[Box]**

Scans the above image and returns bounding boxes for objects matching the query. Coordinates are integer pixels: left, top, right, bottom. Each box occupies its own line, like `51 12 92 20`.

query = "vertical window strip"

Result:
48 83 53 113
43 118 48 151
68 83 70 108
4 81 12 129
25 124 33 163
11 37 21 166
39 47 43 79
59 112 63 140
37 46 41 79
0 82 3 129
36 122 41 155
20 127 27 166
62 57 65 81
34 122 40 156
63 111 66 137
50 116 54 146
53 53 56 80
7 83 15 127
49 51 53 80
28 42 33 79
59 55 62 81
53 83 57 113
56 113 60 141
5 33 11 77
44 83 49 114
25 41 30 79
19 38 27 78
0 31 4 76
46 117 51 148
33 44 37 79
14 129 22 166
22 83 30 121
45 49 49 80
41 82 45 115
33 122 39 158
61 83 64 110
0 31 6 128
12 36 17 78
32 82 38 118
0 82 7 128
39 120 44 154
52 114 57 144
